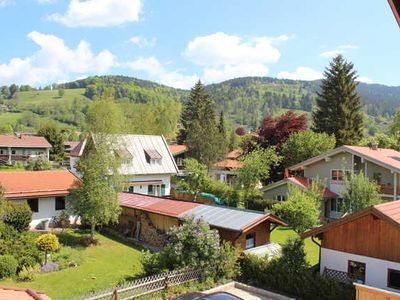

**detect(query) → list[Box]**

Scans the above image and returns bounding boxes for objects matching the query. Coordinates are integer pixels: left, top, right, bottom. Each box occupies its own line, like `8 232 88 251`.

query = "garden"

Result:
0 201 143 299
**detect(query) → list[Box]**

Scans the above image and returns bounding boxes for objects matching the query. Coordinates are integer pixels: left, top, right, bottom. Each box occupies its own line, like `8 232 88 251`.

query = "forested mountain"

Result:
0 75 399 137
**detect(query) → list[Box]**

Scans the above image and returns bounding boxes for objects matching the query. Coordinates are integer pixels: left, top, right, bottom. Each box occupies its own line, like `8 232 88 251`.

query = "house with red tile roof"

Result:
118 192 287 251
209 149 243 185
0 134 51 166
263 144 400 220
0 285 51 300
301 200 400 292
0 170 79 228
168 144 188 170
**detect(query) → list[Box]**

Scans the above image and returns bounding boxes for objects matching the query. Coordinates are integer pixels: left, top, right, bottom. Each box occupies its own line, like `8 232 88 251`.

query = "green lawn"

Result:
17 88 88 106
270 226 319 265
0 231 144 299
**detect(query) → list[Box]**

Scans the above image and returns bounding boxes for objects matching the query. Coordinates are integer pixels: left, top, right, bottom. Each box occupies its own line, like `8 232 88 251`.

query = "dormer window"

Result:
144 149 162 164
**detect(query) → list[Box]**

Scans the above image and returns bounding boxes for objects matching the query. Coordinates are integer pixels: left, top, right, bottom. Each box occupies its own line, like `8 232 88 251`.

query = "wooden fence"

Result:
76 269 201 300
355 283 400 300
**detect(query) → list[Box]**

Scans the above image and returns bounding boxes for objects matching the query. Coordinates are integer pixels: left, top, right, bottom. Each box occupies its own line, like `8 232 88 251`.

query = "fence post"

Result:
164 274 170 289
113 289 119 300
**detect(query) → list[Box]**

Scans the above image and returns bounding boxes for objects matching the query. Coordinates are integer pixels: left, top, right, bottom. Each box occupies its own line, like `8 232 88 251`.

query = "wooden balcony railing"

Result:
379 184 400 195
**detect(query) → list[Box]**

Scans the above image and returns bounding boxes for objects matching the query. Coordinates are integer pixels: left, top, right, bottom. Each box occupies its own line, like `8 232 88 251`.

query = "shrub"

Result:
240 238 355 300
17 265 40 281
247 199 279 211
57 210 70 230
0 255 18 279
25 156 51 171
17 256 37 272
0 201 32 232
35 233 60 264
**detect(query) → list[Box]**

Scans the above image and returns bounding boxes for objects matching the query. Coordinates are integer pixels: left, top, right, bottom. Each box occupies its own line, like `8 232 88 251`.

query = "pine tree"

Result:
313 55 364 146
180 81 221 166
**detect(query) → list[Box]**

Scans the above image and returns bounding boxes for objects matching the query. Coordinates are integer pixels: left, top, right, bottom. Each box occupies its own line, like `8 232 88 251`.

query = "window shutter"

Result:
161 184 166 196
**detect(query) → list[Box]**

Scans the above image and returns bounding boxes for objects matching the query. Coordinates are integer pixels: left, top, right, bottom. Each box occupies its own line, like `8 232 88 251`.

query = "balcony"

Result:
379 183 400 196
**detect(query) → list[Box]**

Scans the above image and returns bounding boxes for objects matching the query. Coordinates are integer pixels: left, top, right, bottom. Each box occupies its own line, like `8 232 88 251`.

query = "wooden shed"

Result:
118 192 287 250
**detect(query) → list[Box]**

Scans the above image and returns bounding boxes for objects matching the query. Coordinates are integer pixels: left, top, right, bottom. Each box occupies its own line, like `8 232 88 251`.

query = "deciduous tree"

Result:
281 131 336 167
342 172 382 213
258 111 307 151
38 123 65 161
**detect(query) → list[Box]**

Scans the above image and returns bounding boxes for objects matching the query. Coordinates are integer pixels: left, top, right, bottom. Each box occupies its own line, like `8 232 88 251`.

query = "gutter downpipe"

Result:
311 236 322 272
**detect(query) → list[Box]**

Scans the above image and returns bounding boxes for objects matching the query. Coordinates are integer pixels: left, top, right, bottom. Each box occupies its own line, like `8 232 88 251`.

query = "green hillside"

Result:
0 75 399 136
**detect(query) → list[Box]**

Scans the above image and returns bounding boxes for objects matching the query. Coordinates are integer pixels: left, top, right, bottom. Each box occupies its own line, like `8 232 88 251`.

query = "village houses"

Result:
263 144 400 220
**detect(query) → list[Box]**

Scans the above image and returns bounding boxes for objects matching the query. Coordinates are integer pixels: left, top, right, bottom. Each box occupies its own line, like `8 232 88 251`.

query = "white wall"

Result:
321 247 400 292
126 174 172 196
14 197 66 228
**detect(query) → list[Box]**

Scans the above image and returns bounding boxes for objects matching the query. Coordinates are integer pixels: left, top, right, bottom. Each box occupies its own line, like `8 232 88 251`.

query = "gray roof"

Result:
179 205 267 231
116 134 179 175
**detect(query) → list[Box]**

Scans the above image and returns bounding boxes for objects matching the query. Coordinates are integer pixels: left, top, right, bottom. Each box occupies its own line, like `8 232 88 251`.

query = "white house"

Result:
302 200 400 292
70 134 179 196
0 170 79 228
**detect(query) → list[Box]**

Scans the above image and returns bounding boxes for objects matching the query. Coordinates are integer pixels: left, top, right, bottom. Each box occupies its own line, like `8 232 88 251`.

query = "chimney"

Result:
371 141 379 150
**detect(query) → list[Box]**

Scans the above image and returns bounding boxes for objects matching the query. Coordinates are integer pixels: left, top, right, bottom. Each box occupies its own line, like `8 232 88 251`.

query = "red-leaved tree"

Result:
258 111 307 151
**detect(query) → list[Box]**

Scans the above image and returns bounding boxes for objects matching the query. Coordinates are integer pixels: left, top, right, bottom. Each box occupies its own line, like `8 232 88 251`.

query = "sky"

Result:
0 0 399 89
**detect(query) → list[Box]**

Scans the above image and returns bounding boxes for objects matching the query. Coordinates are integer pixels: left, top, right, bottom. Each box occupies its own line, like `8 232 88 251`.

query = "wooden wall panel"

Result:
322 214 400 262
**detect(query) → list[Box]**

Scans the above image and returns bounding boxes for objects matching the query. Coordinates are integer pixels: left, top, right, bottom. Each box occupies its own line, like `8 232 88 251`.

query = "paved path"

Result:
226 287 273 300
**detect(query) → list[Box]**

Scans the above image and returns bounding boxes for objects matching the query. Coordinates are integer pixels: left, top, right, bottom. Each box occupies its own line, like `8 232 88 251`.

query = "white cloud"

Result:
357 76 373 84
129 36 156 48
320 44 359 58
0 31 115 86
0 0 13 7
49 0 141 27
184 32 282 66
204 63 269 82
320 50 344 58
183 32 289 83
277 67 323 81
126 56 198 89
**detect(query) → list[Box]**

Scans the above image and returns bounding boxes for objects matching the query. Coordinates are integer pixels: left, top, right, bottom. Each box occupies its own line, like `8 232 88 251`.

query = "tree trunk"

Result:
44 250 48 265
90 221 95 243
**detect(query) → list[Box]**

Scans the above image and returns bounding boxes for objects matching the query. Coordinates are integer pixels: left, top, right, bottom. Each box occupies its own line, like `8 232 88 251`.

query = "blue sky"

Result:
0 0 399 89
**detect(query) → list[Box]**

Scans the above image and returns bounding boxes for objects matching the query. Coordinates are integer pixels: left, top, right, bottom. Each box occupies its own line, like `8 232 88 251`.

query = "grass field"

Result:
17 88 88 106
0 231 144 299
270 226 319 265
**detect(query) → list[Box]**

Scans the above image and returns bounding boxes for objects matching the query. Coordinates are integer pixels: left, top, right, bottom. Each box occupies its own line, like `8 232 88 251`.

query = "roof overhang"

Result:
301 206 400 239
389 0 400 27
289 146 400 174
5 190 70 199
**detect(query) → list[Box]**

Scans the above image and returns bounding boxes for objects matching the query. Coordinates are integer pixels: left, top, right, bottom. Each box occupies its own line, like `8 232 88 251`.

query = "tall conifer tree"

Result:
313 55 363 145
179 80 222 165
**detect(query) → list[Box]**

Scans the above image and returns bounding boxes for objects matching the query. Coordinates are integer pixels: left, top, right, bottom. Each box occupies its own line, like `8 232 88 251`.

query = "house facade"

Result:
302 201 400 292
209 149 243 185
0 134 51 165
168 144 188 171
70 134 179 196
118 192 287 250
0 170 79 228
263 145 400 220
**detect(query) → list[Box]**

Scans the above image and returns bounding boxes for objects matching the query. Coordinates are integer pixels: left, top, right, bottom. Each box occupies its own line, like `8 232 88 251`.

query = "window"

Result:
176 157 183 166
27 198 39 213
148 185 154 195
330 198 343 212
55 196 66 210
276 195 286 201
331 169 344 181
11 150 16 155
388 269 400 290
128 186 134 193
348 260 366 283
0 150 3 155
245 233 255 249
373 172 382 184
161 184 166 196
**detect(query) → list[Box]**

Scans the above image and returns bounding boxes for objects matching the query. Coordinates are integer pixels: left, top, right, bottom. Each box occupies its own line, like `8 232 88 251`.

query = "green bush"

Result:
247 199 279 211
25 156 52 171
17 265 40 282
0 254 18 279
240 238 355 300
0 201 32 232
35 233 60 264
17 256 37 272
